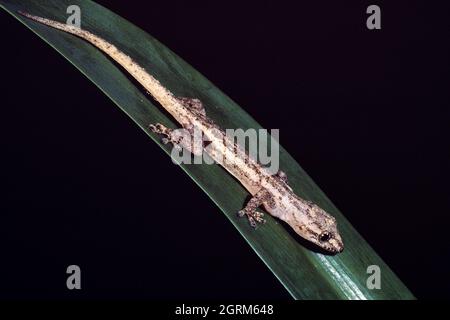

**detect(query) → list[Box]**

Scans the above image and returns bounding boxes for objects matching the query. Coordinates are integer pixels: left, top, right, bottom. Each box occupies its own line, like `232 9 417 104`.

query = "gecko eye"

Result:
319 232 331 242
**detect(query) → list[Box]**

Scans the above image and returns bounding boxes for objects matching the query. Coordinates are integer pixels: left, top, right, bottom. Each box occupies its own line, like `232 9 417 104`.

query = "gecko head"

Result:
314 222 344 254
292 202 344 254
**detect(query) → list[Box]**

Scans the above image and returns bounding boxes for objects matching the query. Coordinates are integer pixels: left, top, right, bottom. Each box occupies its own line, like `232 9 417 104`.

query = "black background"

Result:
0 0 449 299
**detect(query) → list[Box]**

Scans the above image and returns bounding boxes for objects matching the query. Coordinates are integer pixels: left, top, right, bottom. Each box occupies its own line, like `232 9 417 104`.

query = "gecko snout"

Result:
318 231 344 253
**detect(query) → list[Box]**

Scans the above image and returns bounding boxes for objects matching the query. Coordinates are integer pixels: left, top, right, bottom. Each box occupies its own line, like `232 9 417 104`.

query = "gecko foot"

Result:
237 188 271 228
149 123 170 135
149 123 178 145
238 209 266 228
149 122 204 158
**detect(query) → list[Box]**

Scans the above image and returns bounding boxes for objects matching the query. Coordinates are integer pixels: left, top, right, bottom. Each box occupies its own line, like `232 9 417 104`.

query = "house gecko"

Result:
19 11 344 253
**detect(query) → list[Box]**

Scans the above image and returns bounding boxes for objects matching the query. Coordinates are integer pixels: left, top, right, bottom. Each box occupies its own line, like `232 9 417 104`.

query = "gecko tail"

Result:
18 10 84 36
17 11 34 18
17 10 188 122
18 11 56 25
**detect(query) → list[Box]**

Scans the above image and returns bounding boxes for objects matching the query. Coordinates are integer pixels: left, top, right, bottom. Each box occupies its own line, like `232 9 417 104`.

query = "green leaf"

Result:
0 0 414 299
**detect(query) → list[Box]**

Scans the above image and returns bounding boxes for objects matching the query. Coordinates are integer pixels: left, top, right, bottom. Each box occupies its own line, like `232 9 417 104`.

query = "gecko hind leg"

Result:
149 123 171 144
238 189 271 228
149 123 203 157
149 123 178 145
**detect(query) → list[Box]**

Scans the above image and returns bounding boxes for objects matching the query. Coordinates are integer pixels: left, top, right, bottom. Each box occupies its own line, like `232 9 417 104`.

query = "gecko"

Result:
19 11 344 253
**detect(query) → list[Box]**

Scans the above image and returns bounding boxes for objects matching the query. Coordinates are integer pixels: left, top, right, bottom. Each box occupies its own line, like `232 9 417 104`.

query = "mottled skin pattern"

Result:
20 12 344 253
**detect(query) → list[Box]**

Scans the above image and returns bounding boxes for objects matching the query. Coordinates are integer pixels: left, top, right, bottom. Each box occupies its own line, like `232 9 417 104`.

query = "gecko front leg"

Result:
238 188 271 228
